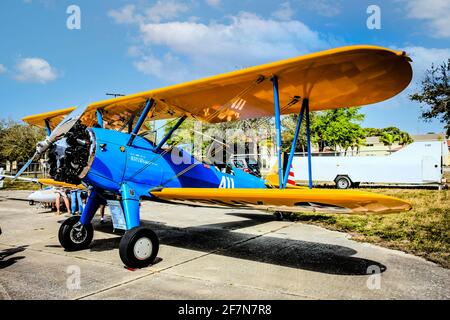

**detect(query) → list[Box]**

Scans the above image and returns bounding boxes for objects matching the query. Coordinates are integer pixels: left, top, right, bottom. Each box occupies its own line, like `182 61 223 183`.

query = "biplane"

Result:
13 45 413 268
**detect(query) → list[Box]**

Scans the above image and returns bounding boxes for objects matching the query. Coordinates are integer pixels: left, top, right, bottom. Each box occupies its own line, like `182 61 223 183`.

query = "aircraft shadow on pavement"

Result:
90 212 386 276
0 245 27 269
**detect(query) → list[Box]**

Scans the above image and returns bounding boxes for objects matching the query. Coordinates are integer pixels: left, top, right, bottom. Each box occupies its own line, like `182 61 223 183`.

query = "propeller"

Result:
13 106 88 181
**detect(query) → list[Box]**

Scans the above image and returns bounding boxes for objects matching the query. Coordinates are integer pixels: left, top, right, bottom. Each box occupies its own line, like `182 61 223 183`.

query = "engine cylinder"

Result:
46 122 93 185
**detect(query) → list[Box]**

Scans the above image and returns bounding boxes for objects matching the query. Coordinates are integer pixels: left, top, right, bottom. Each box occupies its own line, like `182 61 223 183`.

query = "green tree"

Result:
398 131 414 145
281 114 309 153
0 120 46 163
364 127 383 137
365 126 413 148
410 59 450 136
379 131 398 151
310 107 366 154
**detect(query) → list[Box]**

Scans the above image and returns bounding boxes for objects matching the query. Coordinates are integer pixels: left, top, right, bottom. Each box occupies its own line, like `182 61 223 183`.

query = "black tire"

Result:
58 216 94 251
335 176 352 189
29 200 35 206
119 227 159 268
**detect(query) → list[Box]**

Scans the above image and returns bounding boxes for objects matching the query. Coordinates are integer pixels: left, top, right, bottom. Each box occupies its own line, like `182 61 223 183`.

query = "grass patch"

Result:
444 169 450 181
1 180 40 191
287 188 450 268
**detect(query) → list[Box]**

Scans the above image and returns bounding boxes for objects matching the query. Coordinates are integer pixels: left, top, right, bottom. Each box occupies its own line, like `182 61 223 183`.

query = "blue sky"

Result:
0 0 449 134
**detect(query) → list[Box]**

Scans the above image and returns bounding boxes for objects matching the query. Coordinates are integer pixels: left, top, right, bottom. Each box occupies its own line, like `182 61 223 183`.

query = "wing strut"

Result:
272 75 314 190
127 98 155 146
96 109 104 128
271 76 284 189
283 99 306 188
305 99 313 189
155 115 187 150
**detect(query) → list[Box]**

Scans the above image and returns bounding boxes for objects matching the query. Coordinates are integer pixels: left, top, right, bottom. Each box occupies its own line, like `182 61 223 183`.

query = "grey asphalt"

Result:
0 190 448 300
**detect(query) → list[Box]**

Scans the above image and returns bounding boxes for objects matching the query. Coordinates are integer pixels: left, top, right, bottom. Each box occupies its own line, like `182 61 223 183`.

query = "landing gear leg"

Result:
118 184 159 268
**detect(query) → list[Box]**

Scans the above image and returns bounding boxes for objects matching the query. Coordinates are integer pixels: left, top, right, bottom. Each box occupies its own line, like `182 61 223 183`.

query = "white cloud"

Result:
108 4 137 24
109 2 330 82
299 0 341 17
403 0 450 38
109 1 189 24
22 0 54 6
205 0 221 7
134 53 191 82
272 2 295 21
403 46 450 84
14 58 58 84
0 64 6 74
135 12 329 81
145 0 189 23
109 4 333 82
127 45 143 57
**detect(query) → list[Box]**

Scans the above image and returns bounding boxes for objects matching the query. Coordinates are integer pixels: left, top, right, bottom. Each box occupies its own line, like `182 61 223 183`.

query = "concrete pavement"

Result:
0 190 449 300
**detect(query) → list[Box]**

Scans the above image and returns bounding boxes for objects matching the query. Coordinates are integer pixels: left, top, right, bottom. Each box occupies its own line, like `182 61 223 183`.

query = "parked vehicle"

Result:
291 141 448 189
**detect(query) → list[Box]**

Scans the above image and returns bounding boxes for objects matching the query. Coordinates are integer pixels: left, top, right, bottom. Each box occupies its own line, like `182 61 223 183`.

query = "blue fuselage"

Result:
82 128 267 199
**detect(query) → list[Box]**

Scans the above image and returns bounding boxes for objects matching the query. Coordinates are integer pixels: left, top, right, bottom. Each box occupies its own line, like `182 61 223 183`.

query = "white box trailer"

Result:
290 141 448 189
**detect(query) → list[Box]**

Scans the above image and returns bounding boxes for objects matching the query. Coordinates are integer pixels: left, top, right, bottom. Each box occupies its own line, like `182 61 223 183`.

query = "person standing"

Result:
70 189 84 215
55 188 71 216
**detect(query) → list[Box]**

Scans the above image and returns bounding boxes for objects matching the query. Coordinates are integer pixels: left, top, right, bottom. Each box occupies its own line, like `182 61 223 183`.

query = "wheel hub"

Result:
133 237 152 260
70 223 88 244
338 179 348 188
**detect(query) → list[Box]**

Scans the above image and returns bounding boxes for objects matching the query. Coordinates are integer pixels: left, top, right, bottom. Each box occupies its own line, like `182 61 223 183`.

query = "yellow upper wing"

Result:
23 45 412 128
151 188 412 215
22 107 77 131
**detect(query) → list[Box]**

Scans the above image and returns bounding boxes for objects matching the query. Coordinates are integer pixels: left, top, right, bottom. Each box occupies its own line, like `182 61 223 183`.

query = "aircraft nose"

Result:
46 123 94 184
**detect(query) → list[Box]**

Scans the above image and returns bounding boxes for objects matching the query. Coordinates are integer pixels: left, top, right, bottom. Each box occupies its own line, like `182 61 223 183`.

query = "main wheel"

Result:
335 176 352 189
119 227 159 269
58 216 94 251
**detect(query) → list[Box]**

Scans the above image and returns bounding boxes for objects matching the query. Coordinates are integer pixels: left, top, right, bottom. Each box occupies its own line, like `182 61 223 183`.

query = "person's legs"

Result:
56 194 61 215
70 192 77 215
77 190 83 214
99 202 106 223
63 194 71 215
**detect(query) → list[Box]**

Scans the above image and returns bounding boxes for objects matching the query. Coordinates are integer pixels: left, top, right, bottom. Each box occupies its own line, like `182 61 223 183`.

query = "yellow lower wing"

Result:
38 179 85 189
151 188 411 215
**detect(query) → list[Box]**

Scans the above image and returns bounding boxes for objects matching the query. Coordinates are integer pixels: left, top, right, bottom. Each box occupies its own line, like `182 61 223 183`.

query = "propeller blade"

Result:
13 105 89 181
48 105 88 141
13 152 38 181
